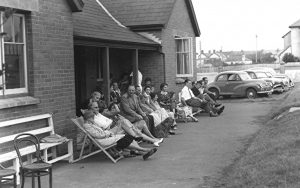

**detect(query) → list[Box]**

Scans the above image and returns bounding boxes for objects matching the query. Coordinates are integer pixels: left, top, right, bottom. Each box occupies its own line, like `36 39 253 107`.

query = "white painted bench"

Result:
0 113 73 184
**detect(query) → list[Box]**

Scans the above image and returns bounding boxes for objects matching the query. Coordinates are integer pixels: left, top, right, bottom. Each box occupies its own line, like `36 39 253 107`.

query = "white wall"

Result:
291 28 300 57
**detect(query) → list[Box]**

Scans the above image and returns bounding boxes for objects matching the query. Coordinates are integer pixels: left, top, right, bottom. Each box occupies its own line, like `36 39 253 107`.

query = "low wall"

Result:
284 62 300 82
198 64 281 73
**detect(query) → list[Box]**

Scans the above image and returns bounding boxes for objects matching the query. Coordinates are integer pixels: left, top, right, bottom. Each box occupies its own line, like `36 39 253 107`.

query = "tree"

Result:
282 53 300 63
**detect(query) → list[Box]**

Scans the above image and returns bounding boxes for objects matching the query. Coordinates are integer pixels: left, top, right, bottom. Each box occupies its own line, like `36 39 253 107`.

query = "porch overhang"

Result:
74 36 161 51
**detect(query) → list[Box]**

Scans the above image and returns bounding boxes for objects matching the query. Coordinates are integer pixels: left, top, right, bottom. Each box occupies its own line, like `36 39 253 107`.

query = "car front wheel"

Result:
246 88 257 99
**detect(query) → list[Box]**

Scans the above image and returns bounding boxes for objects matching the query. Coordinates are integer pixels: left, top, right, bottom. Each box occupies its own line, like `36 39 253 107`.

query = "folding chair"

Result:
71 117 123 163
176 92 202 122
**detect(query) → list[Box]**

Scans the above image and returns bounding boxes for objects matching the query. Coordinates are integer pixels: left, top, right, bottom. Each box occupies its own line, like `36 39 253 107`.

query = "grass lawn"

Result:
206 84 300 188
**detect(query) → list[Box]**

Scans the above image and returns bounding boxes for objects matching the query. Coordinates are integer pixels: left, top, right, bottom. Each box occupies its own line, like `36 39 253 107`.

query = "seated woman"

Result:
82 91 119 118
143 86 168 126
157 83 176 113
88 101 163 147
150 92 176 127
82 110 157 160
136 85 155 114
144 87 175 135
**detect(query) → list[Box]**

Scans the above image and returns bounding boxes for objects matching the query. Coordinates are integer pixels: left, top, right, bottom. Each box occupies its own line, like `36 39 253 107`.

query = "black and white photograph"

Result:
0 0 299 187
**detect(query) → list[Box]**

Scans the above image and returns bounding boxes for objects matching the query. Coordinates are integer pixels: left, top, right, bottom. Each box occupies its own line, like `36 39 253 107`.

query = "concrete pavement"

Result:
24 101 273 188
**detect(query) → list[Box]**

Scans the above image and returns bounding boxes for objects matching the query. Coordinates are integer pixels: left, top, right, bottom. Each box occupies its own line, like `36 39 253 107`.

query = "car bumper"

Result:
257 88 273 94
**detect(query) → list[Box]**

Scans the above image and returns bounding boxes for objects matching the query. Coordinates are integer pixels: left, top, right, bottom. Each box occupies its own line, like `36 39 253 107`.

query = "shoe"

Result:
217 106 225 115
153 141 160 147
171 124 178 130
215 103 222 107
158 138 164 144
143 148 158 160
130 150 143 156
169 130 176 135
209 112 218 117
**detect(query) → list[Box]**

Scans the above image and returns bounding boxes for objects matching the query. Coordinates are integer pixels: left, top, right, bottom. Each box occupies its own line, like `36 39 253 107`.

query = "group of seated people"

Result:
79 76 225 161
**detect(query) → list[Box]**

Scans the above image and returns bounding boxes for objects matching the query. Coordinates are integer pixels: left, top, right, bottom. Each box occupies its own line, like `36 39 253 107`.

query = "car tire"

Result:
246 88 257 99
208 88 219 99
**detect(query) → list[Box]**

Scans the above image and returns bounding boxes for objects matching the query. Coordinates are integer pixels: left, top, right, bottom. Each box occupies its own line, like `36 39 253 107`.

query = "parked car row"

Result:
207 68 294 99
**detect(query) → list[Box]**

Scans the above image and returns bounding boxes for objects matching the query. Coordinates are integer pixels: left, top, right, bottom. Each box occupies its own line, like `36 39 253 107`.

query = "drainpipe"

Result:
159 51 166 83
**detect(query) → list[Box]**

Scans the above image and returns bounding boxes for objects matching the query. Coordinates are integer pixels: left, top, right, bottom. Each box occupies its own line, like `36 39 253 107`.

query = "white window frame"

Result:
0 13 28 95
175 37 193 77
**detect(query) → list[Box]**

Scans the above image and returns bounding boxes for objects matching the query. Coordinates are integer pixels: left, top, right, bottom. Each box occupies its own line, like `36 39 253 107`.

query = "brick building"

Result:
0 0 200 152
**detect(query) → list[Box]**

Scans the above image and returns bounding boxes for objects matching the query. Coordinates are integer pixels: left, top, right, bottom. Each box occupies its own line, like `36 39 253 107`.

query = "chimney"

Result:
208 50 211 54
201 50 204 53
213 50 216 53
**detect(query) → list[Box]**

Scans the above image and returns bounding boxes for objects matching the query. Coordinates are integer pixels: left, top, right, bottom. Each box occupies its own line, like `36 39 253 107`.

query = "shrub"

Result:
282 53 300 63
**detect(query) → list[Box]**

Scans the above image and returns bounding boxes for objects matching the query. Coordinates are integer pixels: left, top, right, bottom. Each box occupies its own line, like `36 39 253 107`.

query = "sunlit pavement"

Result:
22 100 275 188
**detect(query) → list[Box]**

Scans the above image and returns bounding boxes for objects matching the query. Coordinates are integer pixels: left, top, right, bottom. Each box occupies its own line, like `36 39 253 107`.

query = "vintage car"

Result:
244 70 285 93
207 71 273 99
273 74 294 89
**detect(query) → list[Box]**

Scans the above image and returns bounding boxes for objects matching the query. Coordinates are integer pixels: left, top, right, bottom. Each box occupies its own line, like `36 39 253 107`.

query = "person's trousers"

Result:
186 98 216 113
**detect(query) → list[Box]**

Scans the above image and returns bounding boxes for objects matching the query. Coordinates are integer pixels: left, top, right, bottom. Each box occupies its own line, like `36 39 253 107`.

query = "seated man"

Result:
121 85 171 138
88 101 163 147
120 85 160 137
202 77 218 103
191 80 221 107
82 110 157 160
181 79 224 117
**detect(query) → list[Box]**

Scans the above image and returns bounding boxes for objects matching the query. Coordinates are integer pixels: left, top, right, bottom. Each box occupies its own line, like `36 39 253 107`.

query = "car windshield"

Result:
239 73 251 80
256 72 268 78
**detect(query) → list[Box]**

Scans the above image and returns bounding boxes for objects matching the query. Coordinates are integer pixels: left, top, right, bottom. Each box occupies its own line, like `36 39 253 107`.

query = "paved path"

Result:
31 101 273 188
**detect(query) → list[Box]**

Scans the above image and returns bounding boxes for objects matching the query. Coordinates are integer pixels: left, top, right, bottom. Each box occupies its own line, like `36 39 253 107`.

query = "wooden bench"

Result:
0 114 73 184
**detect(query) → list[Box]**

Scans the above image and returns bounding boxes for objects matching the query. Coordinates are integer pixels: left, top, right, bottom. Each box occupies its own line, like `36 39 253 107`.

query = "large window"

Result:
0 13 27 95
175 37 193 77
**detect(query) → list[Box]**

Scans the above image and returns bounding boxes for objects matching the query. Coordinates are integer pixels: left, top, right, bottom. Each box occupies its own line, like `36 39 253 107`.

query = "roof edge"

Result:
73 35 161 48
282 31 291 38
185 0 201 37
128 24 164 31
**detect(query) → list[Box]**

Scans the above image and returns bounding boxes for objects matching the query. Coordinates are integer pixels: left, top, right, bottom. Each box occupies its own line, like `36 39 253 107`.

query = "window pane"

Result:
176 39 183 52
3 16 13 42
183 39 189 52
183 53 190 74
177 53 183 74
4 43 25 89
14 15 23 43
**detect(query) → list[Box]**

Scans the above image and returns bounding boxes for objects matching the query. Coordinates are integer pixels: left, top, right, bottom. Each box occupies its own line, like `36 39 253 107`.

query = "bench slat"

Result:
0 114 52 128
0 142 67 163
0 127 53 144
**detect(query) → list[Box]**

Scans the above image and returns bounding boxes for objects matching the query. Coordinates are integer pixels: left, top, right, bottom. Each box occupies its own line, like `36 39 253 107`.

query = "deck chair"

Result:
176 92 202 122
71 117 123 163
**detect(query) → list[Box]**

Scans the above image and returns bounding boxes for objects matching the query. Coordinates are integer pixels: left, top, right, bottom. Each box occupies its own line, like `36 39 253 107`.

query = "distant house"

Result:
224 54 252 65
280 19 300 60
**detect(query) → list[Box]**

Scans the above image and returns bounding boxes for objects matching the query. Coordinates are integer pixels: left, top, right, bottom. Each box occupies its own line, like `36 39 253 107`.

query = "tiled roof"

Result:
73 0 159 45
289 19 300 28
100 0 176 27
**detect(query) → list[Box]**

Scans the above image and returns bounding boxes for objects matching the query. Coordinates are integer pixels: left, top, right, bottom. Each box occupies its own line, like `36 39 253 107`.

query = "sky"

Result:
191 0 300 52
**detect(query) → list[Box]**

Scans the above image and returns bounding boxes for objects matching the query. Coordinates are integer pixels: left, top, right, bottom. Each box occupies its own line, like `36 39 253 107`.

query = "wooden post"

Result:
103 47 110 105
132 49 139 86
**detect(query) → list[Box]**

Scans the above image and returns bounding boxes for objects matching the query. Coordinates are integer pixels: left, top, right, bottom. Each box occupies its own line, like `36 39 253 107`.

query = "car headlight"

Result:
257 83 263 88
